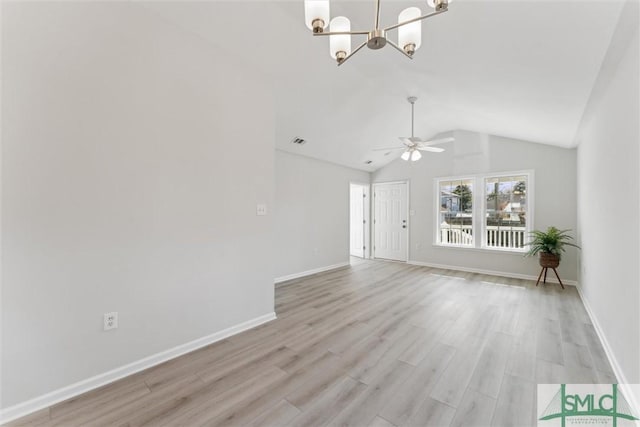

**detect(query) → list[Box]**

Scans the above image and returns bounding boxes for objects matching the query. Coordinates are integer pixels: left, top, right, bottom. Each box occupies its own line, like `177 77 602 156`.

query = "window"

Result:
483 174 529 251
435 171 532 252
437 178 474 247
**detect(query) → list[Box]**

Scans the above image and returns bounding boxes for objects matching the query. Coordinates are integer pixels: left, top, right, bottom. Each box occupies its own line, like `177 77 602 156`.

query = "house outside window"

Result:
437 178 474 247
483 174 529 251
435 171 533 252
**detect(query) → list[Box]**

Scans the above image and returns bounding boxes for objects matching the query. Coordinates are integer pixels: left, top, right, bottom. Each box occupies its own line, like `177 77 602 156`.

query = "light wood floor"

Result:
10 260 615 427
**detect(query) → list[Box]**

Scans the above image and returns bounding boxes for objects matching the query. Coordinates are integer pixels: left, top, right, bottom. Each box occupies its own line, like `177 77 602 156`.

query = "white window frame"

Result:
480 170 534 253
434 176 476 248
433 170 534 253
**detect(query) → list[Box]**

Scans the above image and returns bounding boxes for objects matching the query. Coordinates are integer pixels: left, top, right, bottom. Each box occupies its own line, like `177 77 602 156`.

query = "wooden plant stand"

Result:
535 267 565 289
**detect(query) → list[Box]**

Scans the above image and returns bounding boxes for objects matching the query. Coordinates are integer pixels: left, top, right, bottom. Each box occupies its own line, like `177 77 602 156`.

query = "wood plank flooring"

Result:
9 259 615 426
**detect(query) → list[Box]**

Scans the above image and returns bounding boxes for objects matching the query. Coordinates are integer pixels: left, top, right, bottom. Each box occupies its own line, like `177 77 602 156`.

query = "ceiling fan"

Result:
373 96 454 161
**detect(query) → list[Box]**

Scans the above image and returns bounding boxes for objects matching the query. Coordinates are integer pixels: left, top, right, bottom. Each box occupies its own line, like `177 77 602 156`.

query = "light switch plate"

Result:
409 210 416 216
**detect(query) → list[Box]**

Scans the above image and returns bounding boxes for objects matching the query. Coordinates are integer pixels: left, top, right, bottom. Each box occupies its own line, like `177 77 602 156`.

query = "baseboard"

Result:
274 262 350 284
0 312 277 425
575 285 640 417
407 260 578 286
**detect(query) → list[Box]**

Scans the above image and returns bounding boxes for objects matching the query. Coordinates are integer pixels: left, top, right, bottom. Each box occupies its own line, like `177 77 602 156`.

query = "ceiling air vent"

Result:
291 137 306 145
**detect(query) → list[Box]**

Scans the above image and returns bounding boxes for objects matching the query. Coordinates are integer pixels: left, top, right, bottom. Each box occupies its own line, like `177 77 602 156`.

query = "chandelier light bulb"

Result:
401 151 411 161
411 150 422 161
329 16 352 63
398 7 422 56
304 0 330 33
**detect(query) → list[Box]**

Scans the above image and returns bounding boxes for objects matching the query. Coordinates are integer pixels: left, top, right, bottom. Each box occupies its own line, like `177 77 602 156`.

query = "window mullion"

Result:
475 176 481 249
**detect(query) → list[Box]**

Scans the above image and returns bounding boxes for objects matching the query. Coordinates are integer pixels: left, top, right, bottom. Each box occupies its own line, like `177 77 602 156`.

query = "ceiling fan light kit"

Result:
303 0 451 65
401 150 422 162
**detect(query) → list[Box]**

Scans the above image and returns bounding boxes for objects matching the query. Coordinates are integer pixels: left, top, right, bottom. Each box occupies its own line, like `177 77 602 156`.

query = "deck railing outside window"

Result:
485 225 526 249
440 223 526 249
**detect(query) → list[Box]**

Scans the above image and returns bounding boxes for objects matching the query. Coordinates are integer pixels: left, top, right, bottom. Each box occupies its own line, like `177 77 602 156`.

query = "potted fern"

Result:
525 226 580 268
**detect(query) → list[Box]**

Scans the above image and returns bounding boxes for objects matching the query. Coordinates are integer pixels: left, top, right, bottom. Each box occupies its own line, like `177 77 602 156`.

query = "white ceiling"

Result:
142 1 624 172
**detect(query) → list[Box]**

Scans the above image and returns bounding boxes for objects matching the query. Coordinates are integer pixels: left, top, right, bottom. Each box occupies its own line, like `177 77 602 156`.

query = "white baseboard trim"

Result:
407 260 578 286
575 285 640 417
0 312 277 425
274 262 350 284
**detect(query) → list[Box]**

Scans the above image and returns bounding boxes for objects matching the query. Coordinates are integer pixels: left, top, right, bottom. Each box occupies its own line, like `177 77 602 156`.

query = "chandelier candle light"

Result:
303 0 451 65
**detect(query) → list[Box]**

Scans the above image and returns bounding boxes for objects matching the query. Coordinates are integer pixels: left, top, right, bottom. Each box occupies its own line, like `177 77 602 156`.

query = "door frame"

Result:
372 180 410 262
349 182 371 259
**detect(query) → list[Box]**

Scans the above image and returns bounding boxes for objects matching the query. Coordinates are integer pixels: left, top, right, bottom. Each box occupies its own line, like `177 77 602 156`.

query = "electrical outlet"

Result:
104 312 118 331
256 204 267 216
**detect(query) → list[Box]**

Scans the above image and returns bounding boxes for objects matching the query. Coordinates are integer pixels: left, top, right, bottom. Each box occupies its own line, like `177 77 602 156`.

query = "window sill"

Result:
432 244 527 256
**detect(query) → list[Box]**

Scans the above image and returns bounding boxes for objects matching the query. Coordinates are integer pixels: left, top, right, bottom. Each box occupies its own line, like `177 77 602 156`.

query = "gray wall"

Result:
274 150 370 279
373 130 578 281
1 2 275 408
576 2 639 396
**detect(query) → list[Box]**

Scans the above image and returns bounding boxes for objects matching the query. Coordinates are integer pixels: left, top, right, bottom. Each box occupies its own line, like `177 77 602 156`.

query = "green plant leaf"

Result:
524 226 580 259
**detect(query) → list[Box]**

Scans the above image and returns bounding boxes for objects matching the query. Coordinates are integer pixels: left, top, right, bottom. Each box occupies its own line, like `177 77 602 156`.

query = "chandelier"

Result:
304 0 452 66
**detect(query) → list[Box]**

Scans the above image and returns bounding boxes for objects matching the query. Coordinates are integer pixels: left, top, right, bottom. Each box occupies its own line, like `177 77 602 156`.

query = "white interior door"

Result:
350 184 366 258
374 182 408 261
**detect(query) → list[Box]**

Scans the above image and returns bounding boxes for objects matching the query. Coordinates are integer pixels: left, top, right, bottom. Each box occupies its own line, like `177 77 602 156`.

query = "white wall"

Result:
372 130 578 281
576 0 639 397
1 2 275 409
274 150 369 280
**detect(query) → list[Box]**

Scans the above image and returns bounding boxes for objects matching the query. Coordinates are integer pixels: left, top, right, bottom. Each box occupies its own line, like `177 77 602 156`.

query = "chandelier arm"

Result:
387 39 414 60
383 9 446 32
337 41 368 66
313 30 370 37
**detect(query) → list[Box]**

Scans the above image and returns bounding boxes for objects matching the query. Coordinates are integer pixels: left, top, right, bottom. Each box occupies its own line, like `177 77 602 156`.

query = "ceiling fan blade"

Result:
416 146 445 153
419 136 455 146
372 146 405 151
398 136 421 143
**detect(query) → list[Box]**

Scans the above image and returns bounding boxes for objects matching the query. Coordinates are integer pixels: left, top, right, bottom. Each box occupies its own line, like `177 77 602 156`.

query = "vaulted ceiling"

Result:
143 1 625 171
